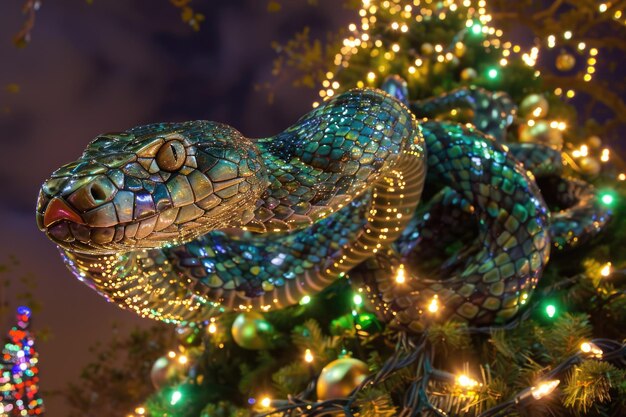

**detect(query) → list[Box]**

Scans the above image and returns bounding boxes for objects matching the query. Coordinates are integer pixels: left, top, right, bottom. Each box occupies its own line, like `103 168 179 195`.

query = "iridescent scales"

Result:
354 122 551 330
38 89 426 322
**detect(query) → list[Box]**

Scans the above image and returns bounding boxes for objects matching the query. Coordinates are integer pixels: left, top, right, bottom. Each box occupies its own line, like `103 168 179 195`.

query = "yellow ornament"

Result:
579 156 601 176
556 51 576 71
518 121 563 150
460 67 477 81
587 135 602 149
519 94 549 119
316 357 369 400
231 312 275 350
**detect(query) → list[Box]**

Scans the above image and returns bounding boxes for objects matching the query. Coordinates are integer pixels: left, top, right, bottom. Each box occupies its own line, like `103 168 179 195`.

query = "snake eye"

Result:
156 140 186 171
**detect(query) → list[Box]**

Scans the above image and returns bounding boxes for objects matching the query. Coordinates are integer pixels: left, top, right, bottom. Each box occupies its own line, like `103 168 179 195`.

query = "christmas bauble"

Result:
518 121 563 150
519 94 549 119
578 156 601 176
460 67 477 81
587 135 602 149
556 51 576 71
231 312 275 350
316 358 369 400
421 42 434 55
175 325 203 347
150 355 184 389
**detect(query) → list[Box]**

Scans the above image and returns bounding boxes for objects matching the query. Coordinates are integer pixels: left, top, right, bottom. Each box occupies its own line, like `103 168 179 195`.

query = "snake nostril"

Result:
89 183 108 202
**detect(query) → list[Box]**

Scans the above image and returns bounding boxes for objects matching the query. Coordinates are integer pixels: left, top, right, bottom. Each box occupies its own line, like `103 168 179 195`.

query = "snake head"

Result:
37 121 268 254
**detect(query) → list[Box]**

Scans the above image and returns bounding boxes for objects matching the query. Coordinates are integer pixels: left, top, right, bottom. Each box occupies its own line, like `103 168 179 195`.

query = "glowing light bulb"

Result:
170 390 182 405
487 68 498 79
601 148 610 162
135 407 146 415
531 380 560 400
457 374 479 388
580 341 603 358
564 31 572 39
178 355 188 365
300 295 311 305
600 262 612 277
208 323 217 334
428 295 439 313
395 264 406 284
471 23 482 34
304 349 314 363
545 304 556 318
600 192 615 206
260 396 272 408
353 294 363 306
367 72 376 82
167 351 176 358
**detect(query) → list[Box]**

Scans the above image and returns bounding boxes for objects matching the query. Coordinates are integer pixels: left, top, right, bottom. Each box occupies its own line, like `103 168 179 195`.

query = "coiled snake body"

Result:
38 88 552 326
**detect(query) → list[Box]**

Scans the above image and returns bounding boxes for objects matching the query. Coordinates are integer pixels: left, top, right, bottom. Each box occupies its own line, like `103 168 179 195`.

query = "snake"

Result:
381 75 612 251
37 88 550 327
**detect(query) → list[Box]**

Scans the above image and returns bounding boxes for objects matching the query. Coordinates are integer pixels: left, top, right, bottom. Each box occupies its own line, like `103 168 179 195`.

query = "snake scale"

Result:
37 86 607 328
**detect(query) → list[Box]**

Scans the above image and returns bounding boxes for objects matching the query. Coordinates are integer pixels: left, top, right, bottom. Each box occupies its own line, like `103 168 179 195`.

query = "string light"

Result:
304 349 314 363
260 396 272 408
601 148 610 162
135 407 146 415
530 380 560 400
300 295 312 305
395 264 406 283
600 262 612 277
580 341 604 358
178 355 188 365
427 295 440 313
456 374 479 388
545 304 556 318
208 322 217 334
170 390 182 406
353 294 364 306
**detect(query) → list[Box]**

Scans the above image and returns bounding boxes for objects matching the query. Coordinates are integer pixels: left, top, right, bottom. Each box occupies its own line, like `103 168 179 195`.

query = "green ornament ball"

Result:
518 121 563 150
231 312 275 350
519 94 549 119
316 357 369 400
150 355 185 389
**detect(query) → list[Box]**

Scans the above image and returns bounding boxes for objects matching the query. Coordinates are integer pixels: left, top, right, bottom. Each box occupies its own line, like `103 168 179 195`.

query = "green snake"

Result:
38 88 551 326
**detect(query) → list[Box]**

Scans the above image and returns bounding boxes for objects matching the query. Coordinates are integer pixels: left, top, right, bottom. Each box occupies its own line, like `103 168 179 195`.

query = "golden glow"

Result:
531 380 560 400
618 173 626 181
600 262 612 277
178 355 188 365
167 351 176 359
304 349 314 363
395 264 406 284
208 322 217 334
427 295 440 313
367 71 376 82
601 148 610 162
457 374 479 388
260 396 272 408
135 407 146 415
581 341 604 358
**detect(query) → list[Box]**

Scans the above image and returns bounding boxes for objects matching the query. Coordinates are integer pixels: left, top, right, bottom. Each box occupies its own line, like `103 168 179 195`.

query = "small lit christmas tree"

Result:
0 306 44 416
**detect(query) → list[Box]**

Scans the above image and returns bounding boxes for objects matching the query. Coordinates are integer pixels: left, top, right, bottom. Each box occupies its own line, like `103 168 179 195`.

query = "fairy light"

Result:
304 349 314 363
618 173 626 181
456 374 479 388
208 322 217 334
170 390 182 406
367 71 376 82
167 351 176 359
563 30 572 40
260 396 272 408
428 295 440 313
178 355 188 365
135 407 146 415
599 3 608 13
530 380 560 400
601 148 610 162
353 294 364 306
580 341 604 358
395 264 406 284
600 262 612 277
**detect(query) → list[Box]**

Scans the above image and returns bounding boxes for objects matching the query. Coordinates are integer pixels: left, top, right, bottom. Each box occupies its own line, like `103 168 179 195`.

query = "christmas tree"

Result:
0 306 44 416
46 1 625 416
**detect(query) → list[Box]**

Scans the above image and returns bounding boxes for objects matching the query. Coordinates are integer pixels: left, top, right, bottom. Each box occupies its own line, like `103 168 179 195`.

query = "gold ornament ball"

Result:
316 358 369 400
421 42 434 55
587 135 602 149
518 121 563 150
579 156 601 176
231 312 275 350
556 51 576 71
460 67 477 81
150 355 184 389
519 94 549 119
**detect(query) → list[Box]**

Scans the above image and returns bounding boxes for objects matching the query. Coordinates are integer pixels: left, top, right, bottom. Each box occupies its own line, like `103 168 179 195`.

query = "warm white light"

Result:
208 323 217 334
135 407 146 415
167 351 176 358
395 264 406 284
367 72 376 81
580 341 604 358
178 355 188 365
428 295 440 313
457 374 479 388
600 262 612 277
304 349 314 363
564 31 572 39
601 148 610 162
260 396 272 408
531 380 560 400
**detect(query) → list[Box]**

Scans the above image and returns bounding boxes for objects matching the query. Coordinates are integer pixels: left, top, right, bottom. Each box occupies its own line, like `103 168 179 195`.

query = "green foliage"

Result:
563 360 626 415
